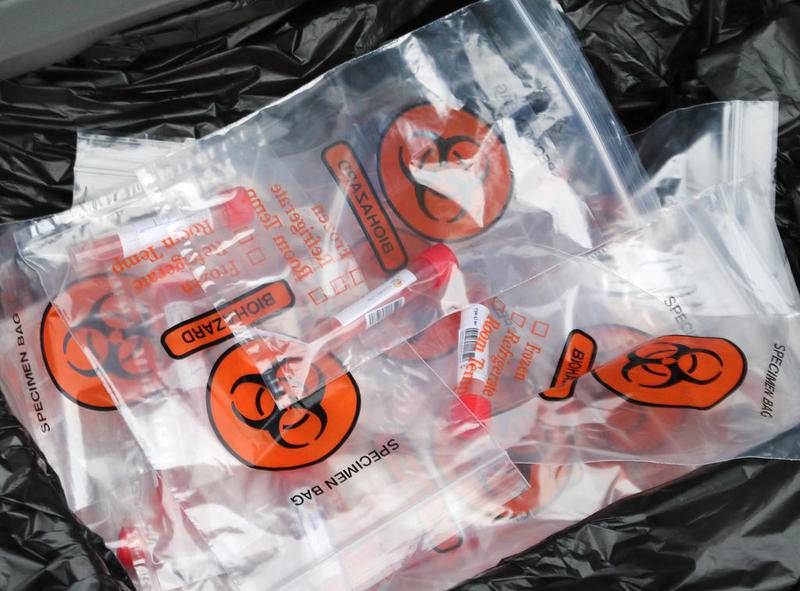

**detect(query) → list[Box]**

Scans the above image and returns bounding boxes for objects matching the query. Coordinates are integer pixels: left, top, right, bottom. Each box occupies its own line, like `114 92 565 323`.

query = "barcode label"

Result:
333 269 416 328
366 297 404 329
460 328 480 363
458 304 490 383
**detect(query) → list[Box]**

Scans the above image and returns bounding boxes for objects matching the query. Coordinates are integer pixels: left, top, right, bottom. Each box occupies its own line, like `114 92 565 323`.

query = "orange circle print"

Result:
207 341 361 470
592 335 747 409
41 275 154 411
379 103 512 242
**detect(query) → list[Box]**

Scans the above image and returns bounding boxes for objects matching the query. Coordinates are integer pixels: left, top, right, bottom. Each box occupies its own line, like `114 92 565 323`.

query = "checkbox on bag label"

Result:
246 248 266 266
492 298 506 314
309 288 328 305
531 320 550 338
331 277 348 295
349 268 365 286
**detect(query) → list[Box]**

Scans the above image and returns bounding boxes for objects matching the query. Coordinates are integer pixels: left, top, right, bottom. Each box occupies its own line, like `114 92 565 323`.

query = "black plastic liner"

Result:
1 0 800 589
452 457 800 591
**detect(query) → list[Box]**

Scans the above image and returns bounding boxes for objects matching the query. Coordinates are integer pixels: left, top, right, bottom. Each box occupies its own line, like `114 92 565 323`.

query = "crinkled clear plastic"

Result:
0 228 147 505
13 258 525 590
74 134 189 205
413 101 800 465
633 100 793 298
368 101 799 589
370 460 691 590
104 0 659 406
499 185 800 465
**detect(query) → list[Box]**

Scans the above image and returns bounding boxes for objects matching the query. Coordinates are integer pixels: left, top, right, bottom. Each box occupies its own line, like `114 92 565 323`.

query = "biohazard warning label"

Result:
161 280 294 359
378 103 512 242
209 344 361 470
593 334 746 409
322 141 407 274
540 329 597 400
41 275 142 411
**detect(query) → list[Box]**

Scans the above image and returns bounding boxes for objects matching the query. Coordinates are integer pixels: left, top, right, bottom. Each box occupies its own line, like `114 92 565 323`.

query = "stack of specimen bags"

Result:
429 100 800 467
13 97 795 590
11 1 665 586
3 0 798 589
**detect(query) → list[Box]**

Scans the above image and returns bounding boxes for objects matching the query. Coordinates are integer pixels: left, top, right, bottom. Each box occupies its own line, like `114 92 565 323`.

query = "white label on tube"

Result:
365 297 404 329
333 269 416 328
118 210 211 256
458 304 490 383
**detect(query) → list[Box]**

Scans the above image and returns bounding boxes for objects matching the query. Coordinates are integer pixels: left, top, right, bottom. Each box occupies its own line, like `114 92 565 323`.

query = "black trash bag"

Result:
1 0 800 590
451 457 800 591
0 0 473 222
0 389 133 591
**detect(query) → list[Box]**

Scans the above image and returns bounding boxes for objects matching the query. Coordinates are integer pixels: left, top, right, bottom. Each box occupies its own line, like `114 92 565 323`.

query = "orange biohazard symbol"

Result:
41 275 154 411
207 341 360 470
592 335 747 409
379 103 512 242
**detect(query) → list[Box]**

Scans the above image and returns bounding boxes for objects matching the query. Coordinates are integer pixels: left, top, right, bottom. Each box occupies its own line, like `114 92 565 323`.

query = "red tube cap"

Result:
116 525 143 570
451 394 492 440
417 243 459 288
221 186 255 229
458 393 492 422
